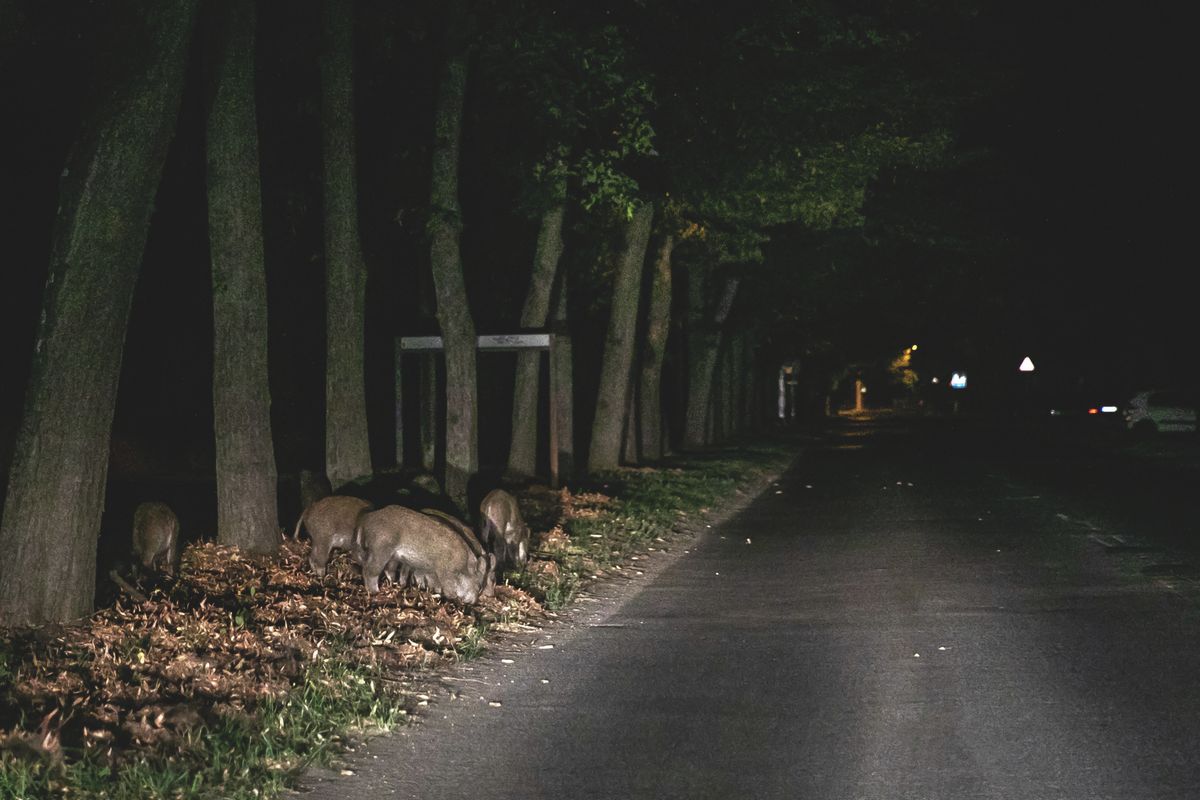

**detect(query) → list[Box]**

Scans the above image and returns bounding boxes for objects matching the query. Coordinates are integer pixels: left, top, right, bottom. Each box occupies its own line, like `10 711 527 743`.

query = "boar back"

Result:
358 505 495 603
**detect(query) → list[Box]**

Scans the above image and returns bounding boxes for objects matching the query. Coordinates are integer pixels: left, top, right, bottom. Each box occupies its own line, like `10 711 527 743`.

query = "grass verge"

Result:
0 644 405 800
506 437 796 609
1 435 797 798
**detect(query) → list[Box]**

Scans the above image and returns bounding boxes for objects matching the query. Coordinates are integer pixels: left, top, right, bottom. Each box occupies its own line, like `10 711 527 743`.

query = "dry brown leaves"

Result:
558 487 613 520
1 522 546 766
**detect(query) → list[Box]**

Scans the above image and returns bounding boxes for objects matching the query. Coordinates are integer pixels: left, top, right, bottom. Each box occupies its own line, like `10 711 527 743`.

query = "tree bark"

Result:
0 0 197 627
621 376 640 465
549 264 575 482
419 353 439 471
207 0 280 553
428 22 476 511
506 187 567 479
587 204 655 473
320 0 372 488
638 233 674 461
725 333 739 437
684 275 740 449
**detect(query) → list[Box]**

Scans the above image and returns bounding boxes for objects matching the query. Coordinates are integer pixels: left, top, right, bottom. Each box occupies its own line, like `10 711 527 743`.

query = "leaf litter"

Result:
0 498 553 775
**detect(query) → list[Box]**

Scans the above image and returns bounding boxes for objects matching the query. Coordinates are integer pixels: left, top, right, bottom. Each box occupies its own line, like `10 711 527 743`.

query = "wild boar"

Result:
298 469 333 515
479 489 531 571
292 495 373 578
132 501 180 575
356 505 496 603
420 508 486 558
351 508 475 593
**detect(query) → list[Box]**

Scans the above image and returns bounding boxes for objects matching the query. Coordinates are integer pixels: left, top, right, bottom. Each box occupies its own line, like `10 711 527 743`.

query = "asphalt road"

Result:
297 415 1200 800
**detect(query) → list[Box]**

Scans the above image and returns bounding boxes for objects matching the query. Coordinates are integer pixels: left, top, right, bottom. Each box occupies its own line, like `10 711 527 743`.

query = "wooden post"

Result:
398 333 558 486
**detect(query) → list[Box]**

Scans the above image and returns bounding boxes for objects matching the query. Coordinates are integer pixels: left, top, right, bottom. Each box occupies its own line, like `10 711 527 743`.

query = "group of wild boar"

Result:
129 479 531 606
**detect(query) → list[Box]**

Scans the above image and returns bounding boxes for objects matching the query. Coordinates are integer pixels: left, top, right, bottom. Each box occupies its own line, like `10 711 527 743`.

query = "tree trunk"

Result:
550 264 575 482
725 333 740 437
711 340 726 443
639 233 674 460
506 186 567 479
586 203 655 473
621 376 640 465
428 25 476 511
320 0 371 488
738 332 753 432
419 353 438 471
0 0 197 627
684 275 740 449
207 0 279 553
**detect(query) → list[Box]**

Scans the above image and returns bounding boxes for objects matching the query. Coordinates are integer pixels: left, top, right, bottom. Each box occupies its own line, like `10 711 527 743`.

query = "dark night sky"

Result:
959 1 1192 391
1 1 1195 491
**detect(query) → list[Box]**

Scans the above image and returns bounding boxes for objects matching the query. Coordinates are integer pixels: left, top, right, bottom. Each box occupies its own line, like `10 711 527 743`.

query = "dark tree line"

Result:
0 0 989 626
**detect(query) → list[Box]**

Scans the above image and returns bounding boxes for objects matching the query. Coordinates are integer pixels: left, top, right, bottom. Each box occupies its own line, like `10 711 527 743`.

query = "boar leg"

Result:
363 549 394 594
384 557 404 586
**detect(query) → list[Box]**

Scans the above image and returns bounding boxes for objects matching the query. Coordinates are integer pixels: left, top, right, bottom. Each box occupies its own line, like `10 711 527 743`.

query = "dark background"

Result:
1 1 1193 538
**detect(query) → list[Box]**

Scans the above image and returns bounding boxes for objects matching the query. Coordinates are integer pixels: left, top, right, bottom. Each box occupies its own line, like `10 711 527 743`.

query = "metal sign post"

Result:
397 334 558 488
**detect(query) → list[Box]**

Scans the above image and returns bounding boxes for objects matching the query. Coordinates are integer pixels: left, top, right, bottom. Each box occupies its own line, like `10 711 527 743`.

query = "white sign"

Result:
1018 356 1035 372
399 334 551 352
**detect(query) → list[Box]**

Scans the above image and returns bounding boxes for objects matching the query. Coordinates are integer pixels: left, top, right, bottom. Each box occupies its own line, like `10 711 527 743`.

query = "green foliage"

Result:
481 9 656 217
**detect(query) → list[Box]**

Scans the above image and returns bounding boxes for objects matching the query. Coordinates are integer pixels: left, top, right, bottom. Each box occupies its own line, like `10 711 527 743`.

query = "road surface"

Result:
297 415 1200 799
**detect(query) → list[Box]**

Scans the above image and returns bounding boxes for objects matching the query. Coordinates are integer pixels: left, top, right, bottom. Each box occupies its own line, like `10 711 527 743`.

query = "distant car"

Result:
1045 389 1124 429
1123 390 1197 435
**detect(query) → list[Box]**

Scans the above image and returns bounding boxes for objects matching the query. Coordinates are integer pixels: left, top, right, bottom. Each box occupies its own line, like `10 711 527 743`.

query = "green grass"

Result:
454 621 490 662
0 647 408 800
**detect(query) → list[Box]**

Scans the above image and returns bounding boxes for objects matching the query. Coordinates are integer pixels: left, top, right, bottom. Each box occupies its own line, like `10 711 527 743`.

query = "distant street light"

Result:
1019 356 1036 372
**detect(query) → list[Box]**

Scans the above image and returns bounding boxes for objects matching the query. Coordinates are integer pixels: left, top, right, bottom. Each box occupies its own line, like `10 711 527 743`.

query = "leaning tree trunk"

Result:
638 233 674 461
506 180 567 479
320 0 371 488
587 203 655 473
207 0 279 553
684 275 740 449
0 0 197 627
428 25 476 512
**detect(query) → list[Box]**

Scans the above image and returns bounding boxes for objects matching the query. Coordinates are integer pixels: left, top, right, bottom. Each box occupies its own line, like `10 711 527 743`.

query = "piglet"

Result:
293 495 373 578
479 489 531 571
132 501 180 575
